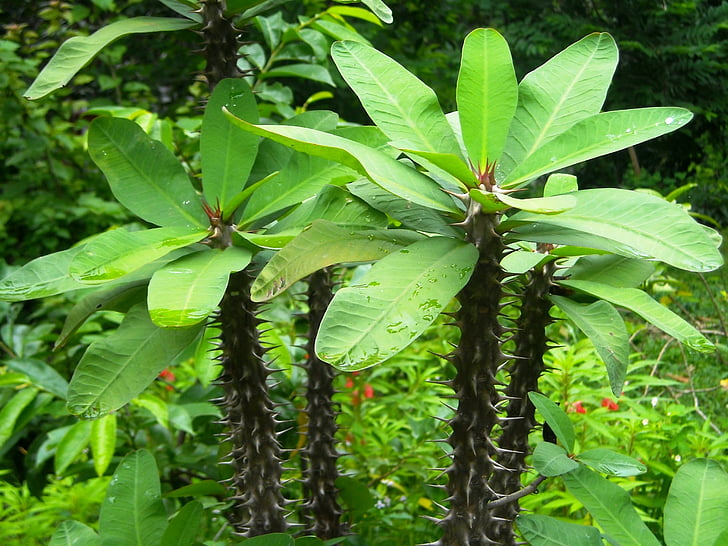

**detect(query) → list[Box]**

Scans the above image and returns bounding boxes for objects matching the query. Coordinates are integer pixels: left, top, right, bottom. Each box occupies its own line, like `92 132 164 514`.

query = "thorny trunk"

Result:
199 0 242 89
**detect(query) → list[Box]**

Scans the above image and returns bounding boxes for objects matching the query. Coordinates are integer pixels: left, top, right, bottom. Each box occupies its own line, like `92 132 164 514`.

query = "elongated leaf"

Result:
261 63 335 86
252 220 423 301
55 419 92 475
544 173 578 196
201 79 259 211
558 279 713 352
148 247 252 327
0 246 87 302
501 33 618 178
562 465 661 546
99 450 167 546
0 387 38 446
50 521 100 546
360 0 392 23
566 255 656 288
245 534 294 546
393 146 476 187
25 17 196 100
160 501 203 546
528 392 575 452
664 459 728 546
457 28 517 167
67 305 203 418
316 237 477 370
501 249 554 275
533 442 580 477
576 448 646 477
503 188 723 272
88 117 208 228
490 191 576 213
224 114 459 212
332 41 461 157
550 295 629 396
517 514 603 546
91 413 117 476
502 108 693 188
5 358 69 398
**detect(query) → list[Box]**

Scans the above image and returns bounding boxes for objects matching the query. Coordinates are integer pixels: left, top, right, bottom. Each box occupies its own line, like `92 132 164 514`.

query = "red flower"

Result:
601 398 619 411
363 384 374 399
573 400 586 414
345 377 354 389
158 368 176 382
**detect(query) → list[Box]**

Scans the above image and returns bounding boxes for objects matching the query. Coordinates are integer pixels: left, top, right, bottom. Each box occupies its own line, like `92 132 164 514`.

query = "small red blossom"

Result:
601 398 619 411
363 384 374 399
158 368 176 382
573 400 586 414
345 377 354 389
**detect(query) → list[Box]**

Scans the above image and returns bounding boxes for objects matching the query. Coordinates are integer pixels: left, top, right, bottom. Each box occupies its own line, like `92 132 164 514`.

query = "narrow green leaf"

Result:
503 188 723 272
332 41 461 157
0 246 87 302
549 295 629 396
50 521 100 546
501 33 618 178
500 250 554 275
544 173 578 196
5 358 69 398
528 392 575 452
164 480 227 498
664 459 728 546
224 114 459 213
158 0 203 23
201 79 259 211
67 304 203 418
91 413 117 477
558 279 714 352
316 237 478 370
457 28 517 167
502 108 693 188
566 255 656 288
359 0 392 23
393 146 476 187
160 501 203 546
25 17 196 100
493 191 576 213
0 387 38 446
576 448 647 477
99 450 167 546
70 227 208 284
88 117 208 229
148 247 252 327
252 220 424 301
55 419 92 475
562 465 661 546
261 63 335 86
310 19 372 46
533 442 580 477
517 514 603 546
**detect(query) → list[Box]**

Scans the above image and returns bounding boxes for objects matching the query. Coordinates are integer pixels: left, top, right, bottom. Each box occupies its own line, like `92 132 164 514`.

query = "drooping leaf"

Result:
332 40 461 157
148 247 252 327
457 28 517 167
566 255 656 288
88 117 208 229
336 476 376 518
69 227 208 284
311 19 372 46
359 0 392 23
252 220 424 301
543 173 579 196
0 387 38 446
516 514 603 546
549 295 629 396
528 392 575 452
0 246 87 302
315 237 478 370
532 442 580 477
5 358 69 398
224 114 459 212
158 0 203 23
25 17 197 100
90 413 117 477
558 279 714 352
160 501 204 546
488 191 576 213
67 304 203 418
501 108 693 188
49 521 100 546
664 459 728 546
562 465 661 546
503 188 723 272
576 448 647 477
260 63 335 86
392 146 476 187
99 450 167 546
55 419 92 475
201 78 259 212
500 249 555 275
500 33 618 178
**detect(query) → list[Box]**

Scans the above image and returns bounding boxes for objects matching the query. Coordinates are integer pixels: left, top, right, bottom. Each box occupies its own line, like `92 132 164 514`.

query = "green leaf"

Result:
201 78 259 211
67 304 203 418
55 419 92 475
336 476 375 518
0 387 38 446
158 1 203 23
0 246 87 302
328 5 382 25
503 188 723 272
70 227 207 284
148 247 252 327
664 459 728 546
99 450 167 546
544 173 578 196
244 534 295 546
517 514 604 546
493 191 576 213
332 41 461 157
393 146 476 187
5 358 69 398
311 19 372 46
576 448 647 477
457 28 517 167
160 501 203 546
164 480 227 498
501 108 693 188
558 279 714 352
562 465 661 546
251 220 423 301
533 442 580 477
501 33 618 178
549 295 629 396
500 249 554 275
224 114 459 213
91 413 117 476
261 63 335 86
25 17 197 100
359 0 392 23
88 117 208 229
50 521 100 546
315 237 478 370
528 392 575 452
566 255 656 288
